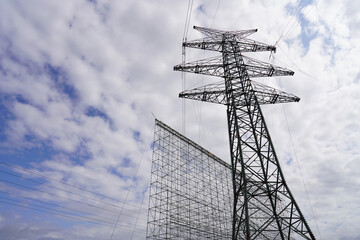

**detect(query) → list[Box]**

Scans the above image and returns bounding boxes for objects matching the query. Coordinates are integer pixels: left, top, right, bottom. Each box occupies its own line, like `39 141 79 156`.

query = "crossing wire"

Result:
281 0 318 43
183 0 194 42
0 195 119 226
0 178 148 221
274 44 337 90
109 149 146 240
130 182 148 240
0 161 141 207
182 0 194 135
211 0 222 28
275 0 318 46
281 106 323 240
275 0 306 46
0 199 147 233
0 166 147 213
0 189 124 223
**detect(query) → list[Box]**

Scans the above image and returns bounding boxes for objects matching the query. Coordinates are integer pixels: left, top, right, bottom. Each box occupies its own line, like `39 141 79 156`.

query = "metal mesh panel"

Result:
146 119 233 239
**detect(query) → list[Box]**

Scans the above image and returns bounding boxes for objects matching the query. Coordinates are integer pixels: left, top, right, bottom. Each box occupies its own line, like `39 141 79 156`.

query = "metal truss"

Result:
183 37 276 53
146 119 233 239
174 26 316 240
179 80 300 106
193 26 257 39
174 55 294 78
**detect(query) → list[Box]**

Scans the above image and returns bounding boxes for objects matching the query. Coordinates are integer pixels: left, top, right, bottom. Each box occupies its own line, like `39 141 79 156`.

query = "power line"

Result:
0 198 114 227
109 149 146 240
0 162 147 210
275 0 319 46
130 183 147 240
281 105 323 240
0 178 147 220
0 199 147 233
275 0 306 46
0 168 147 213
183 0 194 42
182 0 194 135
0 195 121 226
0 190 116 222
0 189 148 225
274 44 337 90
281 0 318 43
211 0 222 28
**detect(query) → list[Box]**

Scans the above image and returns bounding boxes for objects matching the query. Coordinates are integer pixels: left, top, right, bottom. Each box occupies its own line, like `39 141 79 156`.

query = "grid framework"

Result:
146 119 233 239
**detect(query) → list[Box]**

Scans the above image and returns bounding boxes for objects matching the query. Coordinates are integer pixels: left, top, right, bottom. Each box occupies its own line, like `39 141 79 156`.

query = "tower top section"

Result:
193 25 258 39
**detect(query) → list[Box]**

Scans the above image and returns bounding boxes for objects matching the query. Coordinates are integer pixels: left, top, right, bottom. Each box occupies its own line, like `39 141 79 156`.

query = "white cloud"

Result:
0 0 359 239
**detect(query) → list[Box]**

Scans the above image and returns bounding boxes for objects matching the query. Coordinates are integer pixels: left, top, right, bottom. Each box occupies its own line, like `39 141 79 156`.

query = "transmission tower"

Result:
174 26 316 240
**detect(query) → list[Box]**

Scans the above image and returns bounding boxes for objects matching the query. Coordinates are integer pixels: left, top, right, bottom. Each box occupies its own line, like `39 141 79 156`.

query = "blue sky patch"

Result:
298 13 318 51
0 97 15 142
197 4 205 14
285 155 293 166
45 63 78 102
86 106 109 120
133 131 141 143
283 0 318 52
122 157 132 167
0 143 55 167
86 106 116 130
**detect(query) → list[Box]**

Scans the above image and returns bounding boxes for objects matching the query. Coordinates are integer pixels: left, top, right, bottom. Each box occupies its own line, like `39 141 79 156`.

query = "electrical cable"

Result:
0 189 148 224
0 167 147 213
0 199 147 233
183 0 194 43
130 181 148 240
0 195 123 226
275 0 319 46
182 0 194 135
0 198 115 227
0 178 147 220
109 149 146 240
0 169 137 210
211 0 222 28
281 105 323 240
274 44 337 90
275 0 306 46
0 161 141 207
193 0 223 150
0 190 124 223
281 0 317 43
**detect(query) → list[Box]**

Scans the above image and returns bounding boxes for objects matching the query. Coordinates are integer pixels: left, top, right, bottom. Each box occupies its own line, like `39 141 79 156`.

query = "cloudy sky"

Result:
0 0 359 239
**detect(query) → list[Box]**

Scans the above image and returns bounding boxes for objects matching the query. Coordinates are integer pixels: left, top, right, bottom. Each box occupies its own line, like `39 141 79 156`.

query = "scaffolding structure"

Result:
146 119 233 239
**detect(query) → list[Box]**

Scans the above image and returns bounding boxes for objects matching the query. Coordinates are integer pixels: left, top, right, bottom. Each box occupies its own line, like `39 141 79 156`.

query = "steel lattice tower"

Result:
174 26 316 240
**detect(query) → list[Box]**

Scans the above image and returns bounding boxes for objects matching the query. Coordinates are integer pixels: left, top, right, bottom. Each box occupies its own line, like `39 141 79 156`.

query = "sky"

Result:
0 0 359 239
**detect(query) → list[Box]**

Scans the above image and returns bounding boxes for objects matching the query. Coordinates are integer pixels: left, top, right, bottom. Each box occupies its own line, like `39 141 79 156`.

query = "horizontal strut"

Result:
174 55 294 78
183 37 276 53
179 80 300 106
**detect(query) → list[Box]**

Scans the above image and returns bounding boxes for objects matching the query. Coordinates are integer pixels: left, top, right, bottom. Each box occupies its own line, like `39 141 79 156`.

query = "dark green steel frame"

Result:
174 26 316 240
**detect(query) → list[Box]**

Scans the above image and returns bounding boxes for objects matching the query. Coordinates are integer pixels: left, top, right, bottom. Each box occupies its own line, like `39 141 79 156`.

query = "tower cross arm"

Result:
179 80 300 106
174 56 225 77
241 55 295 77
179 81 227 105
174 55 294 78
184 37 276 53
193 25 257 39
251 80 300 104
